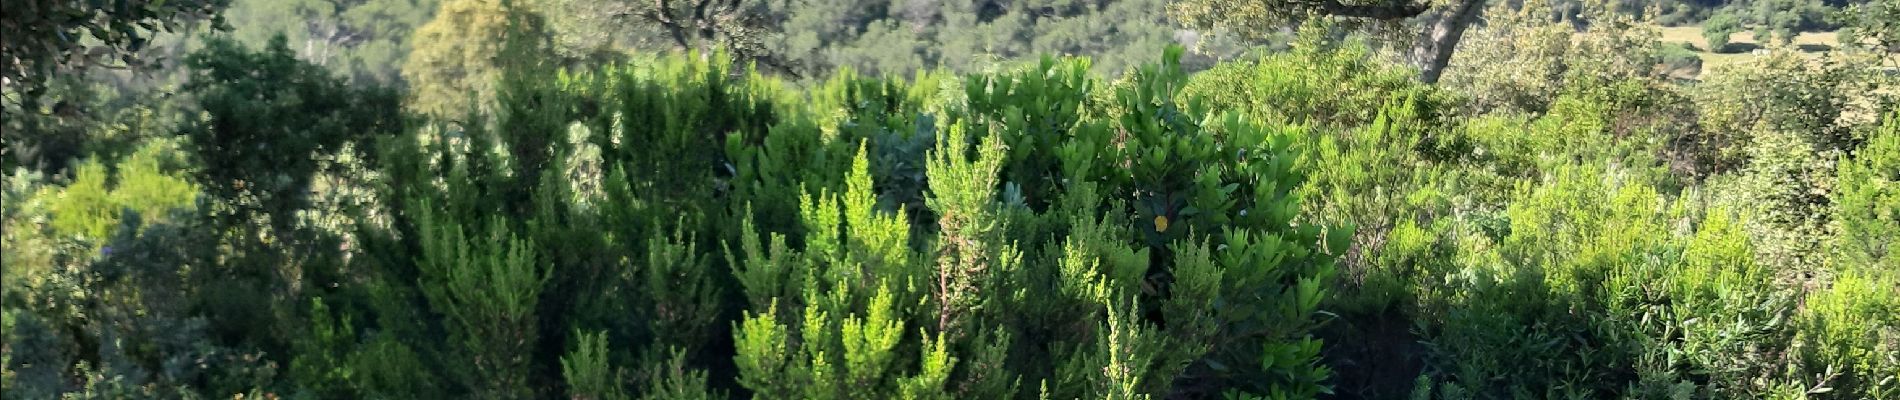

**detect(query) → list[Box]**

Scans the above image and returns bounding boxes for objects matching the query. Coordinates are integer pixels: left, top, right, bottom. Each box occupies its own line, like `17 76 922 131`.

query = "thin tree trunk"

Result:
1412 0 1485 83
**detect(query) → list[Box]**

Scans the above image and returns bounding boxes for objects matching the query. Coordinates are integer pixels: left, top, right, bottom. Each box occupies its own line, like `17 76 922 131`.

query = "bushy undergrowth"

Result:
3 24 1897 400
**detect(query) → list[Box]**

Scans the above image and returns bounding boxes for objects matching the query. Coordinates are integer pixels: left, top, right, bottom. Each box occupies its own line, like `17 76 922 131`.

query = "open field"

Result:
1657 26 1844 76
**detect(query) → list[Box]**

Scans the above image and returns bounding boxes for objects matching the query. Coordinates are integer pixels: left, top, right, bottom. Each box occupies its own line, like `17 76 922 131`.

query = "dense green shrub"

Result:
1839 0 1900 52
1183 25 1448 130
1656 43 1703 77
1181 30 1464 336
1704 10 1743 52
183 34 405 236
328 45 1345 399
0 76 195 174
1798 271 1900 398
1833 111 1900 271
1697 51 1897 274
6 18 1900 399
1403 164 1803 398
1798 111 1900 399
1441 0 1672 115
722 47 1347 399
43 140 198 243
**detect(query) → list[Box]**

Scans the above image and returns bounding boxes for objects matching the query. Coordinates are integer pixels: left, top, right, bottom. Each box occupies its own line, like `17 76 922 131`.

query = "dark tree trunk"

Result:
1299 0 1486 83
1307 0 1431 20
1411 0 1486 84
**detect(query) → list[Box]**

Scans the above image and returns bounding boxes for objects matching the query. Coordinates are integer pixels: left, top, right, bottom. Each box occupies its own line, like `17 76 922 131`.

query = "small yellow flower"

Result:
1154 215 1169 233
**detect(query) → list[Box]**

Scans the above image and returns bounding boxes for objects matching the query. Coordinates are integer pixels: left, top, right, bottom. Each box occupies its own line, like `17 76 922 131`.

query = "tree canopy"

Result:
1 0 228 101
3 0 1897 399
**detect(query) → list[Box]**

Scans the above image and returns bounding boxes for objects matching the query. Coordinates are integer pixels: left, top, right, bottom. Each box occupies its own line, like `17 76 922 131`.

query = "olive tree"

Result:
1171 0 1487 83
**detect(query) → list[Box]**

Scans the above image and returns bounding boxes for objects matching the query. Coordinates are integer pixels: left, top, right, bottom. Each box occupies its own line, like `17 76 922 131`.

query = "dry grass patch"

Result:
1657 26 1848 77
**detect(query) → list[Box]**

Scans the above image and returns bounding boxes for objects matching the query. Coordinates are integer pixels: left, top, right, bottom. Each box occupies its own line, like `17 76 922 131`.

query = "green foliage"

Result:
1697 51 1894 159
414 206 550 399
401 0 550 116
1743 0 1835 45
636 226 724 356
548 0 1197 78
10 11 1900 399
1704 9 1742 52
922 123 1014 338
46 162 127 241
183 35 403 234
1652 210 1795 398
345 333 439 397
350 46 767 400
1838 0 1900 54
1 81 306 398
730 140 958 399
1405 165 1795 397
1697 51 1897 272
563 330 627 400
1184 27 1447 129
718 47 1346 399
923 0 1183 75
1182 32 1461 353
1 76 192 173
1443 1 1672 115
168 39 404 371
44 140 198 243
0 0 228 102
1800 110 1900 398
1179 24 1896 397
1655 42 1702 77
1797 271 1900 399
1438 0 1577 114
955 55 1094 211
2 196 283 398
221 0 441 85
1171 0 1489 83
282 294 436 398
1169 0 1430 40
1083 47 1343 398
1834 111 1900 271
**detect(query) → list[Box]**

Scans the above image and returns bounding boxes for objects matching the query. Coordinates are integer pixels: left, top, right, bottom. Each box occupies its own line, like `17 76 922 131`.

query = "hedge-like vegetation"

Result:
3 21 1897 400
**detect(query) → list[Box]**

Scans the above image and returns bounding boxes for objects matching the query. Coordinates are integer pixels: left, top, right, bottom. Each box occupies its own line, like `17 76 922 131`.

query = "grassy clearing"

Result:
1657 26 1843 76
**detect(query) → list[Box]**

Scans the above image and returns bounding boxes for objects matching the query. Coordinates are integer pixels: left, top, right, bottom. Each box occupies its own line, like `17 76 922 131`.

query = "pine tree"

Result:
414 206 549 399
